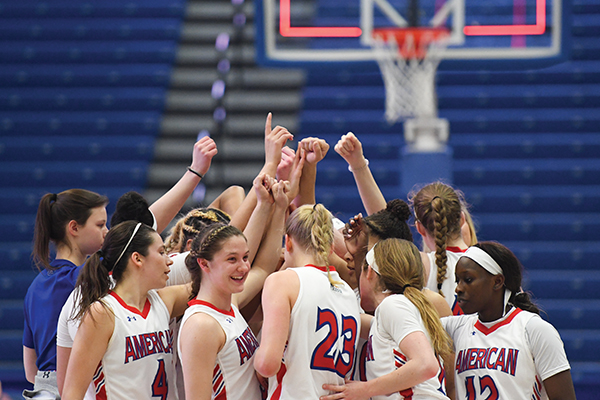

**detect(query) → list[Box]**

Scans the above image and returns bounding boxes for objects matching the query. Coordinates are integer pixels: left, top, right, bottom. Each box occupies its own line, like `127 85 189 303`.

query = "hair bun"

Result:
386 199 411 222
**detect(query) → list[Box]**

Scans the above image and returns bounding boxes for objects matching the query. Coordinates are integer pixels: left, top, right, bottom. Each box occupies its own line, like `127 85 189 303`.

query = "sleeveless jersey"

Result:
268 265 361 400
366 295 449 400
178 300 261 400
425 247 466 315
93 290 174 400
443 308 571 400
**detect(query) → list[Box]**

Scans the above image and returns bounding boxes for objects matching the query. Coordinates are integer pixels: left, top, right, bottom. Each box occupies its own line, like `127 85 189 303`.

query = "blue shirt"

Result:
23 259 81 371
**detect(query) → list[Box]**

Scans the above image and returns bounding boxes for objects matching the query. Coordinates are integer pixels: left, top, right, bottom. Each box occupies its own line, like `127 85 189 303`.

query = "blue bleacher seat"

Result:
0 64 172 87
501 241 600 270
539 300 600 330
0 19 182 41
0 332 22 362
454 159 600 186
475 213 600 241
0 272 37 300
524 271 600 299
0 41 177 64
0 111 161 136
0 136 155 162
0 88 166 111
0 301 24 330
0 162 150 189
561 330 600 362
0 1 186 19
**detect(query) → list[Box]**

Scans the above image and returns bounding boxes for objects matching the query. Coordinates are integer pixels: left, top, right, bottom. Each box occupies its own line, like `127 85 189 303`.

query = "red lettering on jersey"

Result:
124 336 136 363
494 348 506 372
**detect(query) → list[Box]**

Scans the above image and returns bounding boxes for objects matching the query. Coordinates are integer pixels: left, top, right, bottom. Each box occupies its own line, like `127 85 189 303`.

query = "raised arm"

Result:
243 173 276 264
292 137 329 208
230 113 293 231
150 136 218 233
234 179 290 309
335 132 386 215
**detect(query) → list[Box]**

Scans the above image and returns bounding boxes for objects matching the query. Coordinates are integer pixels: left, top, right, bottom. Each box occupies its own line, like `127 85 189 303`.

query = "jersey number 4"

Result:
311 307 358 378
465 375 499 400
152 359 168 400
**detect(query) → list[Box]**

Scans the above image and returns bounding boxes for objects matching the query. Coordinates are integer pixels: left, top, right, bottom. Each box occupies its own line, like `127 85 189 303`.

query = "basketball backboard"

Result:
255 0 568 69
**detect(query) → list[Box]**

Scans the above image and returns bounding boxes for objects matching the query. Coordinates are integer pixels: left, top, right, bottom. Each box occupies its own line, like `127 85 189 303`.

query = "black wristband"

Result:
187 166 203 179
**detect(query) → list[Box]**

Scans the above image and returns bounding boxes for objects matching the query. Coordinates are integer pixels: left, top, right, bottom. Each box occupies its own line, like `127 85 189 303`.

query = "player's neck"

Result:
112 279 150 312
55 243 86 267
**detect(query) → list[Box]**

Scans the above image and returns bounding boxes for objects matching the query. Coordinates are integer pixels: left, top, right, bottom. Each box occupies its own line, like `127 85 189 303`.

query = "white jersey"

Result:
178 300 261 400
366 295 449 400
425 247 466 315
57 288 95 400
166 251 192 400
268 265 361 400
93 290 174 400
442 307 571 400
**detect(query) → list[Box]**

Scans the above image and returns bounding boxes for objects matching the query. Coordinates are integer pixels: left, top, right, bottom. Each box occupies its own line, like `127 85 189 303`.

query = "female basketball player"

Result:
61 221 190 400
179 179 290 400
254 203 361 400
445 241 576 400
410 182 470 315
322 239 453 400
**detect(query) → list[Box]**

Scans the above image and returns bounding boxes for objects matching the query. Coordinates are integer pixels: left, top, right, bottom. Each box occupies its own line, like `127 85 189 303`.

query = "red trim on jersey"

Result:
446 246 467 253
188 299 235 317
108 291 151 318
93 362 107 400
270 362 287 400
305 264 337 273
475 308 522 336
213 363 227 400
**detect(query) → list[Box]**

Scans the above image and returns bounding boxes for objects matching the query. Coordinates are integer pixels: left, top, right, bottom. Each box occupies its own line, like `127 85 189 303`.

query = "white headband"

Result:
112 222 142 270
149 209 158 231
461 246 512 316
365 245 381 275
461 246 503 276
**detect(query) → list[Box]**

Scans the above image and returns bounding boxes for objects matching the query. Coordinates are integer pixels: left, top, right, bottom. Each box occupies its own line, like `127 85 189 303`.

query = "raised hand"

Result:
343 213 368 258
190 136 218 176
299 137 329 166
285 147 306 203
334 132 368 172
276 146 296 181
253 173 277 205
264 112 294 169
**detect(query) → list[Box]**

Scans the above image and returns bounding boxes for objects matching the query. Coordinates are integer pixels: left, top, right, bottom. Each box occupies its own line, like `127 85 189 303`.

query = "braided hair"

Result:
410 182 464 298
185 223 245 299
164 207 231 253
286 204 341 287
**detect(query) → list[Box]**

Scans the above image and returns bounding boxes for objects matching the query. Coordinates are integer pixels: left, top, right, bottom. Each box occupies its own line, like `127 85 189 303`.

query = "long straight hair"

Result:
369 238 453 358
74 221 154 320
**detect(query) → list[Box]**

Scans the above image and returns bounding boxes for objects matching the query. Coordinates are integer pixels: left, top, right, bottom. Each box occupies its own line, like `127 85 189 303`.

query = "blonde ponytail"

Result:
373 239 453 358
286 204 341 287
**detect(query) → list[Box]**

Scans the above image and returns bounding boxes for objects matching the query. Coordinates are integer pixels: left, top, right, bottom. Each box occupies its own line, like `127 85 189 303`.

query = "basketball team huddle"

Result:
23 114 576 400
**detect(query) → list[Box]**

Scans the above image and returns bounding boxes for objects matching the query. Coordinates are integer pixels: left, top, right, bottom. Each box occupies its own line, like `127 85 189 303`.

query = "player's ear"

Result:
493 274 505 291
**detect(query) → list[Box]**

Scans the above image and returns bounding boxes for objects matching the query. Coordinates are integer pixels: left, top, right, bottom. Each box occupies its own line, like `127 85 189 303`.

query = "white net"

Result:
371 30 449 124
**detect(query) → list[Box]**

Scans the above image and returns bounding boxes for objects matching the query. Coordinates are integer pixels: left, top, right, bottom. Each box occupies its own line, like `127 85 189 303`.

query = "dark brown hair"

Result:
185 223 246 299
364 199 412 242
32 189 108 271
74 221 155 320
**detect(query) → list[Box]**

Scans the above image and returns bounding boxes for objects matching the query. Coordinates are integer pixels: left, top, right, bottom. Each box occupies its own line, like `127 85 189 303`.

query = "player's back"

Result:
267 265 361 400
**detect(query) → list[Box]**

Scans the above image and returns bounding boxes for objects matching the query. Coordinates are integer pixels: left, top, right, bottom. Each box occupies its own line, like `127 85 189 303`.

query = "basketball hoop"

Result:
371 27 450 124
